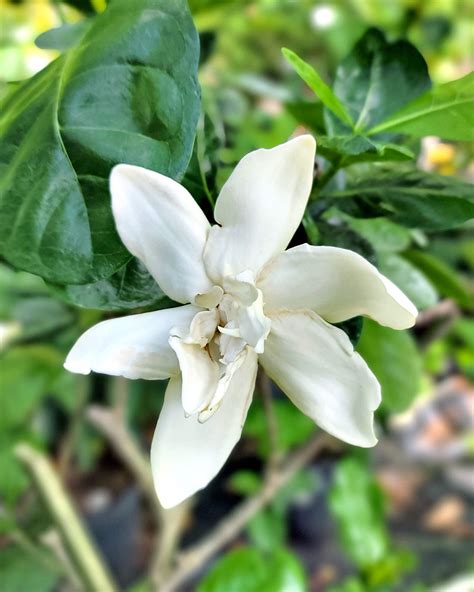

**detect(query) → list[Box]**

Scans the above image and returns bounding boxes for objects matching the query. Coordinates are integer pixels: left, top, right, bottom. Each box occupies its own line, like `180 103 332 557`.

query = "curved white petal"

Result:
259 245 417 330
151 349 258 508
64 305 198 380
259 310 381 447
110 165 213 304
169 336 219 416
203 135 316 282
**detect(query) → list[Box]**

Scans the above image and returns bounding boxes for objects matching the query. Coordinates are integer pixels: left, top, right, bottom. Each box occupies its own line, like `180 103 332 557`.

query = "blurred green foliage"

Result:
0 0 473 590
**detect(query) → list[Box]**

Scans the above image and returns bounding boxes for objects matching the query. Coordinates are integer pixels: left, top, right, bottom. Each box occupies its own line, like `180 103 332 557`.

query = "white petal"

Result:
64 305 198 379
203 135 316 282
110 165 213 304
259 310 381 447
151 349 258 508
259 245 417 330
169 336 219 415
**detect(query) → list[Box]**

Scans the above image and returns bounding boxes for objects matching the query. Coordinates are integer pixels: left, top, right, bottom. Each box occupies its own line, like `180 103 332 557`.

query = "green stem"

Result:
15 444 118 592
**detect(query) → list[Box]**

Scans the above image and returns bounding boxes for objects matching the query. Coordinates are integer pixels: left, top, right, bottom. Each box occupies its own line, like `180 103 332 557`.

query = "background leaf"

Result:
325 28 430 135
368 72 474 140
0 0 200 285
357 320 422 413
326 167 474 230
378 253 438 310
317 135 414 166
282 48 353 126
198 547 306 592
329 457 388 568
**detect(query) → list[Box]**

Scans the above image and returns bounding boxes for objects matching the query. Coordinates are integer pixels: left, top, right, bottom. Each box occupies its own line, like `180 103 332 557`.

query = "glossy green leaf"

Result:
357 319 422 413
282 48 353 127
326 28 430 135
50 258 173 311
326 167 474 230
329 457 388 568
198 547 306 592
404 250 472 308
368 72 474 140
0 0 200 285
317 135 414 166
378 253 438 310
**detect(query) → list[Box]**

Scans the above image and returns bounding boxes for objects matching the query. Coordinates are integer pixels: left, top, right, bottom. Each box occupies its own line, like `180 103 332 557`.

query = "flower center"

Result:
169 271 271 422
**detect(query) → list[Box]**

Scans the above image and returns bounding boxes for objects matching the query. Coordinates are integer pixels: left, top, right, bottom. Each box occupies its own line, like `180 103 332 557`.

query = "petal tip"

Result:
63 359 91 376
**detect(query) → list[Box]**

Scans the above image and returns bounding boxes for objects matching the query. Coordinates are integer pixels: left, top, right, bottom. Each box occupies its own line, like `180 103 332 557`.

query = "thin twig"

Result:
160 432 332 592
151 500 191 590
15 444 118 592
86 404 162 519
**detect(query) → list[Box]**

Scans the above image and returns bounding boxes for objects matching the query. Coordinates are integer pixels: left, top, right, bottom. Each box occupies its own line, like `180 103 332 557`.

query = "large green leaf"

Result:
329 457 388 568
282 48 353 127
198 547 306 592
50 258 173 311
357 319 422 413
316 135 414 166
368 72 474 140
326 167 474 230
0 0 200 285
326 28 430 135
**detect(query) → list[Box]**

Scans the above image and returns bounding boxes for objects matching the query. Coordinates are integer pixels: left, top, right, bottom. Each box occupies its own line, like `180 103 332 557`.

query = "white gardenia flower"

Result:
65 135 417 508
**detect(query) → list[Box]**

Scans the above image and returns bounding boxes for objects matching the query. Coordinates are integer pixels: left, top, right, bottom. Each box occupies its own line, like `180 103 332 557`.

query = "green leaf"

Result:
282 48 353 127
357 320 422 413
329 457 388 568
0 435 30 505
50 258 173 311
368 72 474 140
182 112 222 209
247 509 286 553
35 20 92 50
316 219 376 263
244 399 314 457
326 28 430 134
345 217 411 253
11 297 74 340
284 100 326 134
326 167 474 230
317 135 414 166
0 346 72 430
228 471 262 496
0 545 59 592
378 253 438 310
0 0 200 285
404 250 472 308
198 547 306 592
